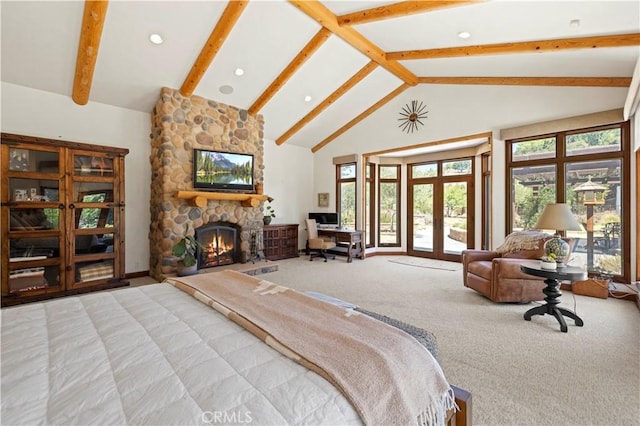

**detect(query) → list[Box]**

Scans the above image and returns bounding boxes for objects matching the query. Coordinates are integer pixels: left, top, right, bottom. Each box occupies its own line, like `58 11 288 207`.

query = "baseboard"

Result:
125 270 150 279
365 251 408 257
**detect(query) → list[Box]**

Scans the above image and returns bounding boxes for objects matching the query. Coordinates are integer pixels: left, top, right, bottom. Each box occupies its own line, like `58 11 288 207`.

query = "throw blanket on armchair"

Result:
167 271 454 426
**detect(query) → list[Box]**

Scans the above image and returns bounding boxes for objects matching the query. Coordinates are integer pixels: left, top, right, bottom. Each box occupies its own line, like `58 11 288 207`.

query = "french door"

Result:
407 160 474 261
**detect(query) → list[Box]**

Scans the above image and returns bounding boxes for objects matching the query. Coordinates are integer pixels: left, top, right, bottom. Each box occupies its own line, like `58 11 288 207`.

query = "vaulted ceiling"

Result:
2 1 639 153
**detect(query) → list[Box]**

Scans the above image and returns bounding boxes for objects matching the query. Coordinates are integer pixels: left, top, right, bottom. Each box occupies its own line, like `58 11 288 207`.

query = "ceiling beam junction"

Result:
276 61 378 145
72 0 109 106
180 1 248 97
337 0 484 26
387 33 640 60
289 0 418 86
249 27 331 115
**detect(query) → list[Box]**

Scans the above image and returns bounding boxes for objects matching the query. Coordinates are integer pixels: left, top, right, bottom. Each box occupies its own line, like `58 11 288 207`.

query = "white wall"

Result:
1 82 151 273
263 138 314 249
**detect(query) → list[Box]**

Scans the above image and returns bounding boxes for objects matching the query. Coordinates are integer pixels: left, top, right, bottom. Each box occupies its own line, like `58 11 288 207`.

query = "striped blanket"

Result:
167 270 455 425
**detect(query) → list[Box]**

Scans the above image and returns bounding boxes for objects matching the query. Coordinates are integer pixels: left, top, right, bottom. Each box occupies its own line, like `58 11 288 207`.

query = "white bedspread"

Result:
1 283 361 425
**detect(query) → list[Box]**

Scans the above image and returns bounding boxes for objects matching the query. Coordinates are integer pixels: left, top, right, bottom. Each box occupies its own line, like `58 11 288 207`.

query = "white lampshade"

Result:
535 203 581 267
534 203 582 232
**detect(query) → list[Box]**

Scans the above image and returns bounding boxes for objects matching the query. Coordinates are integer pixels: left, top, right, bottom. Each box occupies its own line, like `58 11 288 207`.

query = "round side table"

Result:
520 262 587 333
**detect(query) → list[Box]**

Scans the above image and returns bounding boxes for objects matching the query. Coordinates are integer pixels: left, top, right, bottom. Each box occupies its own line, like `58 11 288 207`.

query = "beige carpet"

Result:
388 256 462 271
261 255 640 426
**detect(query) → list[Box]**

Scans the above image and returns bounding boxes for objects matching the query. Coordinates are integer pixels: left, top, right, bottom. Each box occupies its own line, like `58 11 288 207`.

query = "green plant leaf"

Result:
172 239 187 257
182 253 197 267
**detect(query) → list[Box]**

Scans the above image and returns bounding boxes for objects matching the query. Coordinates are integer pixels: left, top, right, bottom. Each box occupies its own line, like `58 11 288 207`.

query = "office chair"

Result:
305 218 336 262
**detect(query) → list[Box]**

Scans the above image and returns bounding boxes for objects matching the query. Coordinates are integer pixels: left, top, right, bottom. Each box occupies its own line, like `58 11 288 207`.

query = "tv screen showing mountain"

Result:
193 149 254 192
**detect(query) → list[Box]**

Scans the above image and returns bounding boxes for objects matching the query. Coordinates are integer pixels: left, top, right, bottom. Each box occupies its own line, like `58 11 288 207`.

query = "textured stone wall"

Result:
149 87 265 280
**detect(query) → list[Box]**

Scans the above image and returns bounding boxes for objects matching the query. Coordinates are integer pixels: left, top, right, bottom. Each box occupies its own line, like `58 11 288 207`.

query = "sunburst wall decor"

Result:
398 100 428 133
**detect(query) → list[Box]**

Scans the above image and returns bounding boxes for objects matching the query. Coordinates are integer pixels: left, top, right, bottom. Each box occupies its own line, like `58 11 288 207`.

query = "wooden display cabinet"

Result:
1 133 129 306
263 224 299 261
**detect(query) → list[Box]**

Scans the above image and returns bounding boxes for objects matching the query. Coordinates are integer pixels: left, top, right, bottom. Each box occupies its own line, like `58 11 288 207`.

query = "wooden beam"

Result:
72 0 109 106
364 131 492 157
417 76 632 87
337 0 483 26
387 33 640 60
276 61 378 145
289 0 418 86
311 83 410 153
249 27 331 115
180 1 248 97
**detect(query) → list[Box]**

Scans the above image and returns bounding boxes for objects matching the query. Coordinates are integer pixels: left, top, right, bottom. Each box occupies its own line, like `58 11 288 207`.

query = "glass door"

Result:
442 181 469 256
67 150 120 288
409 182 434 253
2 144 65 297
408 159 474 261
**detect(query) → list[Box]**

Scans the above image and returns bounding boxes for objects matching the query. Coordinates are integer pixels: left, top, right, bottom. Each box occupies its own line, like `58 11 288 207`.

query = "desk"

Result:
317 229 365 263
520 262 587 332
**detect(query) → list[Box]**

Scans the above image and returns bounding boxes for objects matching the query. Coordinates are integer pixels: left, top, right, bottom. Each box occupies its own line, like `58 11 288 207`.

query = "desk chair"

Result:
305 218 336 262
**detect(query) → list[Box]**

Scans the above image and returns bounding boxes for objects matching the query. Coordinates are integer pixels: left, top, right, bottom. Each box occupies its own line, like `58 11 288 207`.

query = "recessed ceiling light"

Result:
570 19 580 28
149 33 163 45
219 85 234 95
457 31 471 39
234 68 244 76
304 95 312 102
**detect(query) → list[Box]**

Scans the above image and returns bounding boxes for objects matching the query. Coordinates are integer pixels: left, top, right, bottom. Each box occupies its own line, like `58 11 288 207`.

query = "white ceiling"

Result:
2 1 639 153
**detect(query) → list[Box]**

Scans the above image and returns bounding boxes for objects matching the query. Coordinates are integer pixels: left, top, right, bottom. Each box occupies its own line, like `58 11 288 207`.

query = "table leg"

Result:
523 277 584 333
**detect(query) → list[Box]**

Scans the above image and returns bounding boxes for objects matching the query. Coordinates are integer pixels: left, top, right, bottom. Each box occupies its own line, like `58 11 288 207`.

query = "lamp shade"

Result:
534 203 581 266
534 203 582 231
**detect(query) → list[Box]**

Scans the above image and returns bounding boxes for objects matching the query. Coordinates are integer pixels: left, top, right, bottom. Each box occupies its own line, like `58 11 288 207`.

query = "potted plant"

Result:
172 223 202 276
540 253 557 270
263 203 275 225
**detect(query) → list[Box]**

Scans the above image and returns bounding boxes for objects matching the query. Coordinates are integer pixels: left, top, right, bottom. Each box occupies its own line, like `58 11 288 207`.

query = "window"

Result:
365 163 375 247
337 163 356 230
481 153 491 250
379 165 400 246
506 122 630 281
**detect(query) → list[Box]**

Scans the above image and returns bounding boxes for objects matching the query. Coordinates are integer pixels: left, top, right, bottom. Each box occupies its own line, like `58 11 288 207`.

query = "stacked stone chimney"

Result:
148 87 265 280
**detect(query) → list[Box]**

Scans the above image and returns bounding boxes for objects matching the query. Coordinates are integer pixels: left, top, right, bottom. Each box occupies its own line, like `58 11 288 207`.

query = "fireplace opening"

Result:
195 222 239 269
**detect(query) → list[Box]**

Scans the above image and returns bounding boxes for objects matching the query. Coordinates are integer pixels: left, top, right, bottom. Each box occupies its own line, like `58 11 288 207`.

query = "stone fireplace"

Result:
148 87 265 280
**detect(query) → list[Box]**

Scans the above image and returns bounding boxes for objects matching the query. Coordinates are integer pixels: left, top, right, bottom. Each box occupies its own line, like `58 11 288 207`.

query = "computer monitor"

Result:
308 212 340 228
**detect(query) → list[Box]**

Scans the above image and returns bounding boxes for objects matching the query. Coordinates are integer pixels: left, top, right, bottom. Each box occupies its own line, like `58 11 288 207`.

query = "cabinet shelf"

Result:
176 190 270 208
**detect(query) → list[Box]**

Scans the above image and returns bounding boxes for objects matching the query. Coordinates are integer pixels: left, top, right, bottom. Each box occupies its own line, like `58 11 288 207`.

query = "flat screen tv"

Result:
193 149 254 192
308 212 340 227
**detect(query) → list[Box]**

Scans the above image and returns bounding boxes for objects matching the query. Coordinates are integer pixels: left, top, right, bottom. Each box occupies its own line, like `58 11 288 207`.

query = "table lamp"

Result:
534 203 582 267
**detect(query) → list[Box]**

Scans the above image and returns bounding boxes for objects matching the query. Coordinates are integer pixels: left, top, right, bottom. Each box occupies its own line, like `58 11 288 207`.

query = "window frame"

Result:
336 162 357 230
378 164 401 247
505 122 631 282
365 162 376 248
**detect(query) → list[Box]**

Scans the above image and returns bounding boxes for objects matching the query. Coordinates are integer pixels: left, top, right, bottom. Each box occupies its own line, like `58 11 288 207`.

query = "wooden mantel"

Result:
176 190 269 208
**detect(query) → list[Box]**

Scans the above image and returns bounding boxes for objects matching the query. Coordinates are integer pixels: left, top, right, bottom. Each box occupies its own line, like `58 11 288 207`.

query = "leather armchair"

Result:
462 236 573 303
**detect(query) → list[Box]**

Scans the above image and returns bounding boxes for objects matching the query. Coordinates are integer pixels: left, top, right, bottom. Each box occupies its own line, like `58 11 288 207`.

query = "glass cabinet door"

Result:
67 151 120 288
3 145 64 295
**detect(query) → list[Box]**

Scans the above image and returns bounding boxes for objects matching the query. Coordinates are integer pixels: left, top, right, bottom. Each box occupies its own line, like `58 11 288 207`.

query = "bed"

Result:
1 270 471 425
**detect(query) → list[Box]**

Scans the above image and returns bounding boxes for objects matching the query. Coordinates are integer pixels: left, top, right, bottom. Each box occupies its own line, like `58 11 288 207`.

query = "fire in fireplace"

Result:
195 222 239 269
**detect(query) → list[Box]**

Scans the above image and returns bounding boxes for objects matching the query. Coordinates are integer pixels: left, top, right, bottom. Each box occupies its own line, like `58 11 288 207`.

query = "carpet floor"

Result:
261 255 640 426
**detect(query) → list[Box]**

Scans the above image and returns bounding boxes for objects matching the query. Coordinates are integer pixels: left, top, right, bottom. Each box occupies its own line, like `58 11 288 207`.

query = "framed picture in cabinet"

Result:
9 148 29 171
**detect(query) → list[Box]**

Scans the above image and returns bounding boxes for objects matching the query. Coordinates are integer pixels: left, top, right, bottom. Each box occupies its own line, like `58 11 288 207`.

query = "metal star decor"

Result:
398 100 428 133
